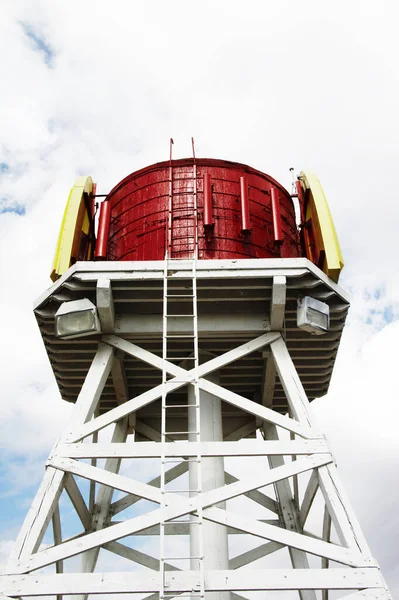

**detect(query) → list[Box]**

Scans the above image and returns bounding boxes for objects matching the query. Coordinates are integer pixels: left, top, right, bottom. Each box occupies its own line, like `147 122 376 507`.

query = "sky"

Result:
0 0 398 596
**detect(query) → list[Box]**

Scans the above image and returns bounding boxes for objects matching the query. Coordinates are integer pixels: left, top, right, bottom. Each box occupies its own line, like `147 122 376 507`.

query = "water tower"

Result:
0 145 392 599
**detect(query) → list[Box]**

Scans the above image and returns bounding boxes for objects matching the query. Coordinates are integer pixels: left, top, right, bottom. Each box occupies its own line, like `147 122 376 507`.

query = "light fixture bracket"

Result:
297 296 330 335
55 298 101 339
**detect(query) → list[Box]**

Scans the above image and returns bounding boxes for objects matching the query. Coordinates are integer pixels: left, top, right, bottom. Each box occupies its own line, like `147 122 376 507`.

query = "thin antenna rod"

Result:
191 137 196 161
289 167 296 195
170 138 174 162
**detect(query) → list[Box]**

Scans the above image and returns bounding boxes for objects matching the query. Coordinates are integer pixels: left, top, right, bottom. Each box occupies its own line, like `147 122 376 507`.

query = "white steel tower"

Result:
0 160 392 600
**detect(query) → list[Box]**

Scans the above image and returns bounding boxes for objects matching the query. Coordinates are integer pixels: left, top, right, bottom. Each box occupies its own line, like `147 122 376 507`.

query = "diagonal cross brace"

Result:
68 332 314 442
16 454 334 573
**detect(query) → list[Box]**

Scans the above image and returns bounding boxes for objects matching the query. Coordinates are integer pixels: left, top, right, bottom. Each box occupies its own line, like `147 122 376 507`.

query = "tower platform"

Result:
35 258 349 431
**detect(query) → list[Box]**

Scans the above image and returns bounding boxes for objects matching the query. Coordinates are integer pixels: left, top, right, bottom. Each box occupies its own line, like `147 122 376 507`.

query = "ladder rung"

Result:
162 519 201 524
163 381 191 385
166 355 195 359
166 334 195 338
161 594 204 598
163 458 199 463
165 314 195 318
164 431 199 435
166 294 194 298
163 403 198 408
162 555 203 560
163 489 201 493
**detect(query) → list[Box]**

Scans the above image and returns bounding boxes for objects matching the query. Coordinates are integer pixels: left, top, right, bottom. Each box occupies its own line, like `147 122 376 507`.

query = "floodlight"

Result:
297 296 330 335
55 298 101 339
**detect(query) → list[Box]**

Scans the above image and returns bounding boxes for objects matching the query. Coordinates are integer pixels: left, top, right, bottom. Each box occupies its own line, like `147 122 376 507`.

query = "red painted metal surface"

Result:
105 158 300 261
239 176 251 233
270 187 284 244
95 201 111 259
203 173 213 228
203 173 214 242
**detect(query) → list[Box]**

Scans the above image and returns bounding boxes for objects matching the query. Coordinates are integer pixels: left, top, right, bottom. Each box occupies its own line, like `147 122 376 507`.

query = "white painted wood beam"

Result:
229 541 284 569
75 418 129 600
335 591 389 600
261 355 277 409
224 472 278 513
64 343 114 435
51 504 63 584
203 506 367 567
231 593 251 600
103 334 187 378
69 332 281 441
49 456 161 505
15 455 333 573
299 469 319 527
64 474 91 531
7 338 114 568
110 352 135 432
264 423 316 600
109 519 281 536
0 569 385 595
57 439 328 459
103 541 179 571
103 331 280 382
116 312 269 335
318 465 372 555
111 462 188 516
68 380 179 442
270 275 286 330
223 421 257 441
270 337 314 428
135 420 174 443
7 467 65 566
322 504 332 600
110 353 129 405
199 378 314 438
96 278 115 333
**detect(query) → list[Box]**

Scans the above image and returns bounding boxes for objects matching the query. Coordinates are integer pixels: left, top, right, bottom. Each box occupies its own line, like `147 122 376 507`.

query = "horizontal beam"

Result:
109 519 281 536
57 439 329 459
0 569 384 595
16 455 333 573
116 313 269 335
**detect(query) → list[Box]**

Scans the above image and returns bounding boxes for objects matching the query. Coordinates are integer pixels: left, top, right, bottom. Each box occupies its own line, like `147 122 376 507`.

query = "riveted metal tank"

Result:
104 158 300 261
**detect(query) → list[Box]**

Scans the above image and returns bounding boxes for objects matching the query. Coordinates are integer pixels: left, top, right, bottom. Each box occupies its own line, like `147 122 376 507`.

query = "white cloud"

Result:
1 0 398 595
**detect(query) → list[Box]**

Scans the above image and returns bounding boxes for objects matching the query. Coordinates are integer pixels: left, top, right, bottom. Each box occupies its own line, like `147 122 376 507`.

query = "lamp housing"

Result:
297 296 330 335
55 298 101 339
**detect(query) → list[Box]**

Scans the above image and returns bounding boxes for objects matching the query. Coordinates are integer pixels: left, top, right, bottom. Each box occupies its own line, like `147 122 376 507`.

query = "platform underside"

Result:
34 258 349 434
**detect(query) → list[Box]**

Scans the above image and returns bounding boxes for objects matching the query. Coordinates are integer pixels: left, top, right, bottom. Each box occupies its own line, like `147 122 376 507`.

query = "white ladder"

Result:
159 256 205 599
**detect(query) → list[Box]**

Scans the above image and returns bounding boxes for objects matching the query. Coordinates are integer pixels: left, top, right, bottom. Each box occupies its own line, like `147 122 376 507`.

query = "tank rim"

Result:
106 157 292 199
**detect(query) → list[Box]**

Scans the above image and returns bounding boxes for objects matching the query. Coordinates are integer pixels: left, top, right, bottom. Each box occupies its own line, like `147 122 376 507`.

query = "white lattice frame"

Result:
1 329 391 599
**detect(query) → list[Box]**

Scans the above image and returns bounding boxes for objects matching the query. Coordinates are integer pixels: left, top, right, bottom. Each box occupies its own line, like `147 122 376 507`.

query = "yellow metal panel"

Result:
299 171 344 283
51 176 93 281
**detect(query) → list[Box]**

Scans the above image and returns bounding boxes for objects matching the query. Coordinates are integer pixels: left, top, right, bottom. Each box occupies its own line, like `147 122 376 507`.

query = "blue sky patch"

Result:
0 162 9 172
20 22 54 67
0 203 26 216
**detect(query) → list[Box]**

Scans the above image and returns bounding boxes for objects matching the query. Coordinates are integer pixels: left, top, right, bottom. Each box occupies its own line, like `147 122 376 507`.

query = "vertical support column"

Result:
72 416 129 600
262 423 317 600
7 343 114 569
188 368 230 600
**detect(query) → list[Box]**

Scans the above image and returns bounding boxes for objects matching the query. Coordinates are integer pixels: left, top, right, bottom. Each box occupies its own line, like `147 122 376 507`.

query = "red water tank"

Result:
104 158 300 261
